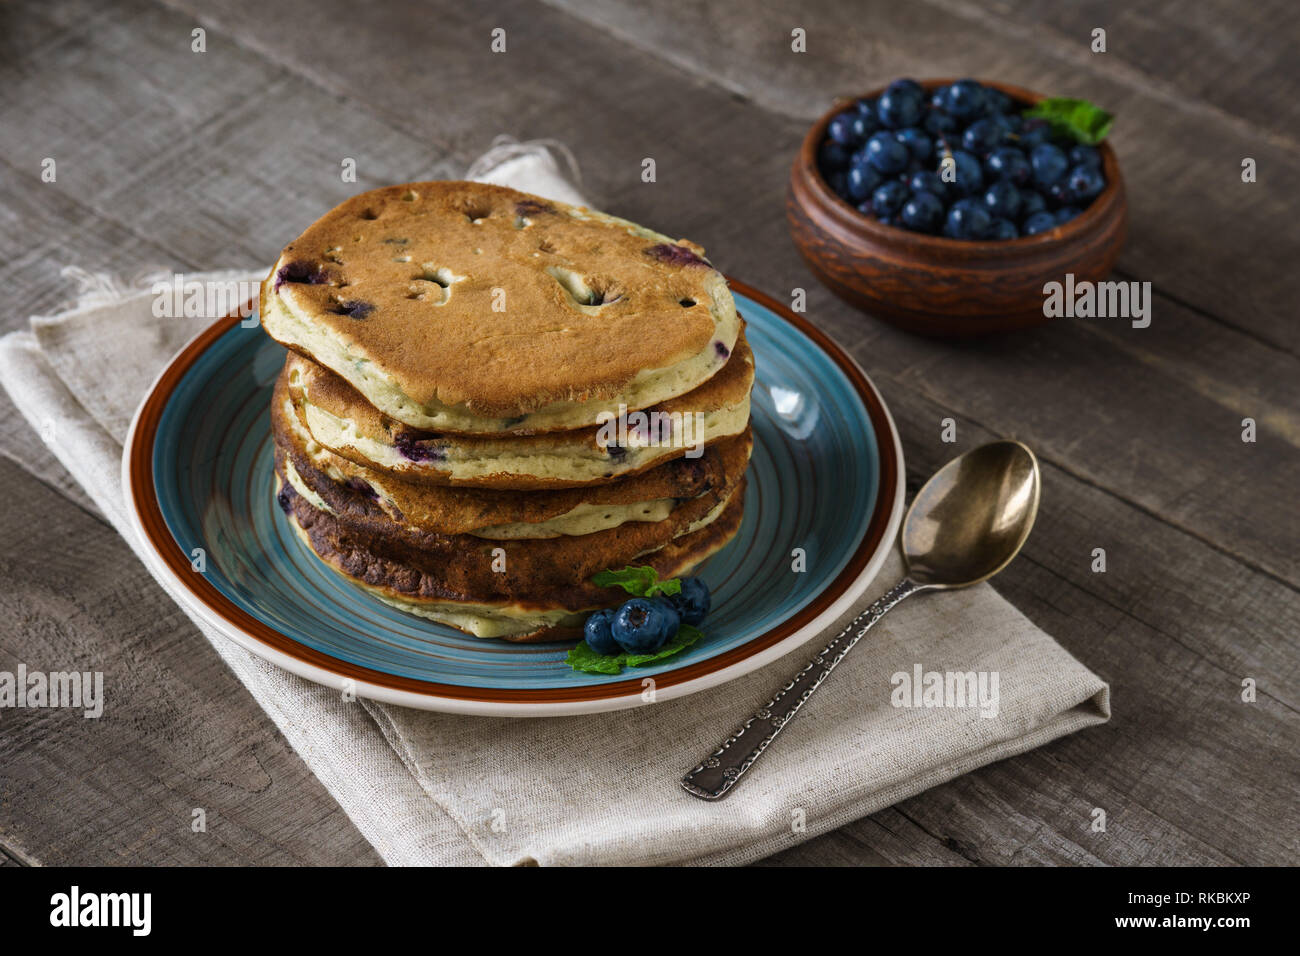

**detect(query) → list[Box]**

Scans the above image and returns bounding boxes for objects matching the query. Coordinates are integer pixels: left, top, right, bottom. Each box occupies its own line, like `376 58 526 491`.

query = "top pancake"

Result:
260 181 741 435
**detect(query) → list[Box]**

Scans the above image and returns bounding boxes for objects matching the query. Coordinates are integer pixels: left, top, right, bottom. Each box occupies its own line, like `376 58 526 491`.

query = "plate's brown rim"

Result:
128 278 900 704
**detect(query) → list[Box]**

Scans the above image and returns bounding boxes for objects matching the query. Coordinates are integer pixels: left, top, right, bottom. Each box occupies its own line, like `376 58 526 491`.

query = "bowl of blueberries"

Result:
787 78 1127 335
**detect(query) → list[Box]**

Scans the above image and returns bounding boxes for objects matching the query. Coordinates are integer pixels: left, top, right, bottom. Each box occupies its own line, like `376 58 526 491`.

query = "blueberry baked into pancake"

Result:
261 181 754 643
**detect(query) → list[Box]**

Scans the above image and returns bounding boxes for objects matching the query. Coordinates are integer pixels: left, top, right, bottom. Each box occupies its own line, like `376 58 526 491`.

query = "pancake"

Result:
260 181 740 435
272 367 754 538
276 469 745 641
284 330 754 489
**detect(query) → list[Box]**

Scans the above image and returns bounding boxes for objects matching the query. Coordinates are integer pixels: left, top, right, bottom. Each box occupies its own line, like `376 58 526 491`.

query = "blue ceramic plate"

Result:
125 281 902 715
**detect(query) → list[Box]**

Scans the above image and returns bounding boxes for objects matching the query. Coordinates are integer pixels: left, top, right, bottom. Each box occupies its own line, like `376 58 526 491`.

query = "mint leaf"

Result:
592 566 659 595
1023 98 1114 145
591 565 682 598
565 624 704 675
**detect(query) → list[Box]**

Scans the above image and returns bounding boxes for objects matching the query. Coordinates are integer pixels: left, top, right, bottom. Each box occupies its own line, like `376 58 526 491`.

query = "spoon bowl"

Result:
902 440 1041 589
683 439 1041 799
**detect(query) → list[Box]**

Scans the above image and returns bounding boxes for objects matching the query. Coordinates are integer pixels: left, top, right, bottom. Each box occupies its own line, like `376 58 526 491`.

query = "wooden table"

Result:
1 0 1295 866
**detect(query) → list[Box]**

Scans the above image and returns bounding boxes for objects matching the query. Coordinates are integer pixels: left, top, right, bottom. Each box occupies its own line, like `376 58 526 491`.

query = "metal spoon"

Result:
681 440 1041 801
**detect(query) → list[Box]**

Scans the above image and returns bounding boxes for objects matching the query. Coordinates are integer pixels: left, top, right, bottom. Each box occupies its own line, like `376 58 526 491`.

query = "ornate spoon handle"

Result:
681 577 923 801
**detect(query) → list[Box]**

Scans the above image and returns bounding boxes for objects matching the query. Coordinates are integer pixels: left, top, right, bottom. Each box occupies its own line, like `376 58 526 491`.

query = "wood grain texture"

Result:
0 0 1295 866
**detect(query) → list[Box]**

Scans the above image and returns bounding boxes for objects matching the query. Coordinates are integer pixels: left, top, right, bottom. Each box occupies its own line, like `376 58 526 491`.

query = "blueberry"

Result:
1030 143 1070 186
1022 211 1057 236
947 149 985 196
394 432 446 463
855 200 873 216
989 218 1019 240
923 110 958 137
612 598 679 654
1019 189 1047 220
846 161 882 201
818 141 851 172
1055 205 1082 224
929 86 950 111
1045 180 1072 207
871 180 909 217
983 180 1022 220
827 170 848 197
669 577 711 626
1067 163 1105 202
943 79 988 120
865 131 910 174
876 79 925 129
1018 118 1052 149
1069 145 1102 169
907 170 946 196
894 127 932 162
849 112 877 142
584 609 621 655
944 197 992 240
855 98 877 116
962 118 1004 155
985 146 1032 187
900 190 945 233
827 110 859 145
987 89 1014 114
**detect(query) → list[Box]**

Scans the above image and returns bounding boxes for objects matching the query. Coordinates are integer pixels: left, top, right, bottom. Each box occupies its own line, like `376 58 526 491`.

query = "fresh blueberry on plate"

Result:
669 577 711 626
584 608 621 655
612 598 679 654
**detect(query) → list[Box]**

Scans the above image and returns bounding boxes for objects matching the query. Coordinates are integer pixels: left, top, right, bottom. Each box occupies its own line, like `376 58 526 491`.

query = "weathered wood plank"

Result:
0 456 382 866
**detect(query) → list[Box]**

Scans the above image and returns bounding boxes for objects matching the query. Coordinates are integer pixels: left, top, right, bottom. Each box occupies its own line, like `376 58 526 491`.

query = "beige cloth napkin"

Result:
0 142 1109 866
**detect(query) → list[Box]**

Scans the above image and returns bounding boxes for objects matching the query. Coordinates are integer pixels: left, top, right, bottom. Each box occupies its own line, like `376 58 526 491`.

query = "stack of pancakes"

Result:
260 181 754 641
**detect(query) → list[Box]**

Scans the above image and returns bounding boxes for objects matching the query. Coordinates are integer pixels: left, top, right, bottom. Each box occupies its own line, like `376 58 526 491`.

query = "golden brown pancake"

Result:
273 367 753 538
260 181 740 434
283 331 753 489
276 466 745 641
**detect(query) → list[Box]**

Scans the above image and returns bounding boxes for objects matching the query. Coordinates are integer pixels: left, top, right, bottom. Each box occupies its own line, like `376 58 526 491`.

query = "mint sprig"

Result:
1022 97 1114 146
591 565 682 599
566 624 704 675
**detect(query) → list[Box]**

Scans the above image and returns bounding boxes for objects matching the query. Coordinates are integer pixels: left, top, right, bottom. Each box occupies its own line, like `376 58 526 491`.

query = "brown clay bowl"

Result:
787 79 1127 335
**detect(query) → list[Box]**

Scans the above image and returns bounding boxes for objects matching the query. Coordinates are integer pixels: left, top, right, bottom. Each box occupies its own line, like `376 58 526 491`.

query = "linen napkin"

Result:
0 140 1109 866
